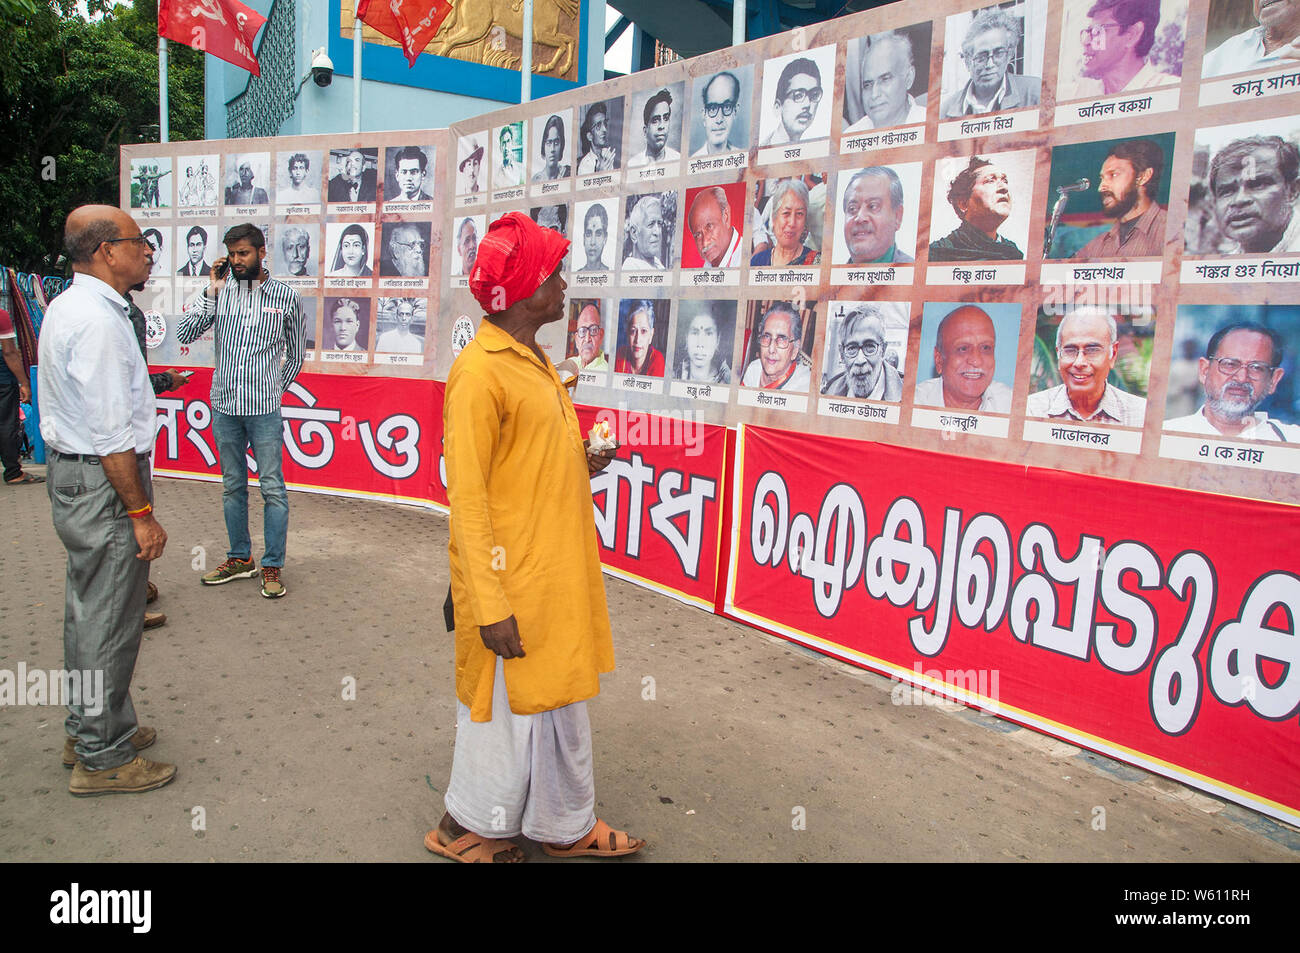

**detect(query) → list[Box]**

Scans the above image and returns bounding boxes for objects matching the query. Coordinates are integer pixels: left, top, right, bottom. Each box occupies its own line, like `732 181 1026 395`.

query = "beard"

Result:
1100 184 1139 220
1207 382 1260 421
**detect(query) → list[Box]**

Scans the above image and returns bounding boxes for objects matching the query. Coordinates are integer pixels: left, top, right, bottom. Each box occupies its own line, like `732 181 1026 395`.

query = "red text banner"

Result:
725 425 1300 824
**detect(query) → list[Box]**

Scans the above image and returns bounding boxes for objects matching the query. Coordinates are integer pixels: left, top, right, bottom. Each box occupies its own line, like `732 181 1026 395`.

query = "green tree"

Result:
0 0 204 272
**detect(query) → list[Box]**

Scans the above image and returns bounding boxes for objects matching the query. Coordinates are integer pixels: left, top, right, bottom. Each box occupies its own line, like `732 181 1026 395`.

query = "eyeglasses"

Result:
842 340 883 360
759 332 793 350
704 101 737 118
393 239 427 251
1059 344 1107 361
575 325 602 339
1213 357 1276 379
784 87 823 105
101 236 152 250
963 47 1013 67
1080 23 1122 45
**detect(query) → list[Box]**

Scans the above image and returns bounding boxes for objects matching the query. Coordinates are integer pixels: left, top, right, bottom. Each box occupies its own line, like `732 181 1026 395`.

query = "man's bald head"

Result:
64 205 131 264
64 205 153 293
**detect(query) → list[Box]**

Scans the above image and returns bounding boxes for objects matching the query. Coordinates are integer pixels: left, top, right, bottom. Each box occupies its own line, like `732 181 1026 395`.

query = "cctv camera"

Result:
310 48 333 88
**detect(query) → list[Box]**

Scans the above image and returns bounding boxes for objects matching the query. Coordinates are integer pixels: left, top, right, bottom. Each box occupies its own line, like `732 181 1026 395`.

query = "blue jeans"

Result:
212 410 288 568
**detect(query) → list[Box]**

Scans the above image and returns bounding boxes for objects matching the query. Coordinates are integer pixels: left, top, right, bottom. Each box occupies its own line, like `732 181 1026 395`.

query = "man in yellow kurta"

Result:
426 212 645 863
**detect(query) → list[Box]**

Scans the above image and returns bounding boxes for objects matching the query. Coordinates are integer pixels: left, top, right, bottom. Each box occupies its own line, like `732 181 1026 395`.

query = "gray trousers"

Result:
48 452 151 770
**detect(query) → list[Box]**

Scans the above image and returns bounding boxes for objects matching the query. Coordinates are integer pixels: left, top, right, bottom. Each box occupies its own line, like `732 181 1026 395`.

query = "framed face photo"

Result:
530 203 569 238
224 153 271 206
177 223 218 277
327 147 379 203
739 299 818 393
1056 0 1186 103
749 176 822 268
939 1 1048 120
452 214 484 277
326 221 375 278
575 198 618 272
843 24 934 133
567 298 610 370
457 134 487 195
130 157 172 209
627 82 686 167
375 297 427 355
494 120 526 189
673 299 737 384
324 296 371 352
378 221 432 278
758 45 837 146
142 226 169 276
177 155 219 208
819 301 909 400
531 111 574 182
1185 118 1300 256
614 297 670 378
928 150 1034 263
832 163 921 265
682 182 747 268
275 149 323 205
915 302 1021 413
273 222 319 278
576 98 625 174
688 65 754 157
621 190 678 272
384 145 436 203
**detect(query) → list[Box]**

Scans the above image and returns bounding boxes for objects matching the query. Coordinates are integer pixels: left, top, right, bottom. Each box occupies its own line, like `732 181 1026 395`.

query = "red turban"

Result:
469 211 570 315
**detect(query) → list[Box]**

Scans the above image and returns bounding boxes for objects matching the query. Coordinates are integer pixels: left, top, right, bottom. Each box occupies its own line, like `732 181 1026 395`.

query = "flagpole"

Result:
520 0 533 104
158 37 169 143
353 4 362 132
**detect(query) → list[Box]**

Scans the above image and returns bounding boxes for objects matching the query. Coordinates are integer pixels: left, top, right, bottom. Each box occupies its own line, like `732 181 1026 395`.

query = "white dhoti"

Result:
444 658 597 844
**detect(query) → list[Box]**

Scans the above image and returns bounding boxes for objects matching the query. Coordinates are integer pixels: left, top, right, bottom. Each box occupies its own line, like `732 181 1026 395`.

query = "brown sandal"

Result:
542 819 645 858
423 828 525 863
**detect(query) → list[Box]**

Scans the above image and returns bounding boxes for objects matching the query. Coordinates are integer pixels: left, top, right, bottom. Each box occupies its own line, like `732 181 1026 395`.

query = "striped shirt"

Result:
178 277 306 416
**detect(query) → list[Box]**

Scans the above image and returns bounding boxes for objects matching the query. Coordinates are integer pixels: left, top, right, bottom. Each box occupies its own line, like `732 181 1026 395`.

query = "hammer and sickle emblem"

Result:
190 0 228 26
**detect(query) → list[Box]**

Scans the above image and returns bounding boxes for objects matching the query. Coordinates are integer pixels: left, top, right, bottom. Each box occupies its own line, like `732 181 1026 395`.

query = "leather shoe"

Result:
63 725 156 768
144 610 166 629
146 580 158 604
69 755 176 797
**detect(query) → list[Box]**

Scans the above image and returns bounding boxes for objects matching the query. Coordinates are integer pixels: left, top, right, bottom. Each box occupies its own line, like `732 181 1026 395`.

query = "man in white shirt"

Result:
38 205 175 797
687 187 742 267
627 88 681 167
1165 323 1300 441
844 32 928 133
622 196 666 270
914 305 1012 413
1026 308 1148 426
1204 0 1300 77
376 299 425 354
278 153 319 204
1063 0 1177 100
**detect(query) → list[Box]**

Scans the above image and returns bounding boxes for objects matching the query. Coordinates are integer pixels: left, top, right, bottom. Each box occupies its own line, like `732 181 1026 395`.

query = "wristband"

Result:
127 503 152 519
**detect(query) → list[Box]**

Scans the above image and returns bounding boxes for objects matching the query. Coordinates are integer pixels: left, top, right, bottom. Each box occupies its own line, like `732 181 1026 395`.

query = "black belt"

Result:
50 449 151 464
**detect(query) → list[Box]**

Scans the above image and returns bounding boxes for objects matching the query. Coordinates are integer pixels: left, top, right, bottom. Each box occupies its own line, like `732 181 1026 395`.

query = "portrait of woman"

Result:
532 114 572 181
329 223 373 277
751 178 821 267
675 305 734 383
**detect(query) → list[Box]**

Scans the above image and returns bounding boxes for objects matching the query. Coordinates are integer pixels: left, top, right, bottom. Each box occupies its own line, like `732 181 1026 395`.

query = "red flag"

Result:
357 0 454 67
158 0 267 78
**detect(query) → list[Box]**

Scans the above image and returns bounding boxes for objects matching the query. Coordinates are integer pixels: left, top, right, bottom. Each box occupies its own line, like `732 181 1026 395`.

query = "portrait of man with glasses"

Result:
1057 0 1181 102
1165 319 1300 441
1026 307 1148 426
567 299 609 371
742 300 815 392
380 221 431 278
819 304 903 400
690 67 752 157
940 4 1044 119
760 47 836 146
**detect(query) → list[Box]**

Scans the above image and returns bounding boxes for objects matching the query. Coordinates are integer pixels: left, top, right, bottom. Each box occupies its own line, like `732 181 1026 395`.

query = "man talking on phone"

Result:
178 224 306 599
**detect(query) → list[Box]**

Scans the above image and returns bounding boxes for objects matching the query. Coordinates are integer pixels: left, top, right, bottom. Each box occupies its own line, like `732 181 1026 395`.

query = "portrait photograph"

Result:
566 298 611 370
456 134 486 195
452 214 485 277
142 226 169 276
928 150 1034 263
176 223 219 278
614 297 671 378
842 23 934 133
272 222 319 278
831 163 922 266
1163 304 1300 439
1184 117 1300 256
758 44 837 146
494 120 526 190
223 152 271 206
378 220 432 278
130 157 171 209
274 149 323 205
1025 304 1156 426
323 296 371 352
1056 0 1186 103
326 147 379 203
620 190 679 272
819 301 908 400
739 298 819 393
749 175 825 268
576 97 625 174
1044 132 1175 259
681 181 748 269
531 110 574 182
914 302 1021 413
325 221 376 278
1202 0 1300 78
673 299 737 385
939 0 1048 120
383 144 436 203
530 203 570 238
374 297 428 355
687 64 754 157
574 198 618 272
176 155 219 208
626 82 686 168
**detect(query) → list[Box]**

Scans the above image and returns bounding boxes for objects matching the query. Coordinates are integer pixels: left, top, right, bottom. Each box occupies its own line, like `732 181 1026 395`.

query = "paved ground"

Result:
1 467 1296 863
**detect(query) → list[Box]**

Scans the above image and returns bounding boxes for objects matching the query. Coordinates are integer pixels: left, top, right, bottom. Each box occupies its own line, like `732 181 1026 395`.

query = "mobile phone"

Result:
216 259 230 279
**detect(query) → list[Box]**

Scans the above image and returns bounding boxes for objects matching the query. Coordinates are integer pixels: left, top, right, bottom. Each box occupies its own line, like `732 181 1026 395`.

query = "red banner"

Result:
357 0 453 66
725 425 1300 824
158 0 266 77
